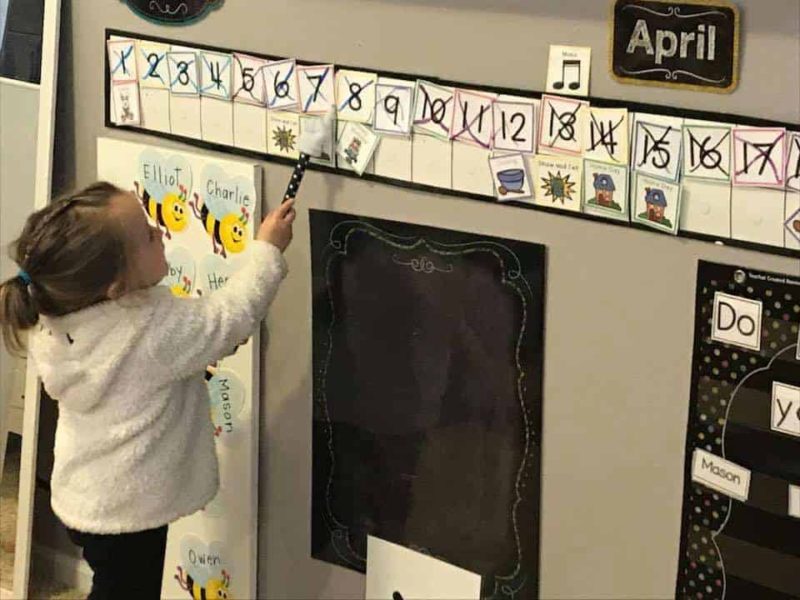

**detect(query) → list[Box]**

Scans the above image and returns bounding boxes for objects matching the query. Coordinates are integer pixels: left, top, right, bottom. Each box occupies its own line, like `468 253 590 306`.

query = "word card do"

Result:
711 292 762 351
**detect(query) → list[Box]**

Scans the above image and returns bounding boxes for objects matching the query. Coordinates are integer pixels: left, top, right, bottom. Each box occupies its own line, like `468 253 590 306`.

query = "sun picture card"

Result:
108 38 138 83
631 172 682 235
732 127 787 188
531 154 583 212
199 51 233 100
336 69 377 124
232 53 267 105
336 121 380 175
493 97 537 155
167 51 200 96
537 94 588 157
450 88 496 149
682 122 732 182
264 59 300 111
299 114 336 166
137 40 170 89
489 153 533 201
267 110 301 159
374 78 415 136
631 114 684 183
584 107 629 164
413 80 455 140
298 64 335 114
783 131 800 192
582 159 629 221
111 80 141 127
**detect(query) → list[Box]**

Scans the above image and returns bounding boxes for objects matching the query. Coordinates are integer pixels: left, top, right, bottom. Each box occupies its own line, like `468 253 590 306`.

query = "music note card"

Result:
546 45 591 97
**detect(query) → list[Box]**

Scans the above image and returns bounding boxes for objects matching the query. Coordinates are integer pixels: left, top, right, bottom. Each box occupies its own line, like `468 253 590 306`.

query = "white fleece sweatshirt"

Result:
29 240 287 534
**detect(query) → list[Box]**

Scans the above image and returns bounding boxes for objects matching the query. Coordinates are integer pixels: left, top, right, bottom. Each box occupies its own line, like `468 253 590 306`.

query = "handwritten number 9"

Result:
384 95 400 125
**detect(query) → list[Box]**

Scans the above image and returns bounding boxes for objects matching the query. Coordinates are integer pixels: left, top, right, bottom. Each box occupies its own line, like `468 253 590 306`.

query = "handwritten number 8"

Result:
348 82 363 111
177 61 191 86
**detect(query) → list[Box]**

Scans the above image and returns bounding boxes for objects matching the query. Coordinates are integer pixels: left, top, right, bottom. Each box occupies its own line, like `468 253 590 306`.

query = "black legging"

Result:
66 524 168 600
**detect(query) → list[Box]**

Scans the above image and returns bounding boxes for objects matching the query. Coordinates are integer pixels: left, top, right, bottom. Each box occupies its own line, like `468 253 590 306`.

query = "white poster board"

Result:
97 137 260 600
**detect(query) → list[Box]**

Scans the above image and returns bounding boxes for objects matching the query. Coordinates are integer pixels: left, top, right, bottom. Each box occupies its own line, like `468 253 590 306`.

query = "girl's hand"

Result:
257 199 296 252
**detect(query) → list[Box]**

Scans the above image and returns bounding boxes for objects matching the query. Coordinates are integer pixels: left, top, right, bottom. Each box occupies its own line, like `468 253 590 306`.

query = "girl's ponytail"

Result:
0 181 128 355
0 272 40 354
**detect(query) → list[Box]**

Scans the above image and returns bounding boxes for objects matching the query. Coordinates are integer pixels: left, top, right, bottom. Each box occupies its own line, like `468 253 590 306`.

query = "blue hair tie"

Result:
17 270 32 286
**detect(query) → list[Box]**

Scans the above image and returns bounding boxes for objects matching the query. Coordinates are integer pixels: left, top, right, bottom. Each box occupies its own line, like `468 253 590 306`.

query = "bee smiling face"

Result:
219 213 247 254
162 193 188 232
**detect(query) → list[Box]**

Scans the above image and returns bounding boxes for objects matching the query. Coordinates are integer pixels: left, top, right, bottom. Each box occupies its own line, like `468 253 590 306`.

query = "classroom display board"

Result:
104 29 800 260
676 261 800 599
309 210 546 599
96 137 261 600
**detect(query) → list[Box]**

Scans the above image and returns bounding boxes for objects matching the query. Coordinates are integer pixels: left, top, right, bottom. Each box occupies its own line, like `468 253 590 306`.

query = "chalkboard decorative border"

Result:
312 212 543 599
105 28 799 260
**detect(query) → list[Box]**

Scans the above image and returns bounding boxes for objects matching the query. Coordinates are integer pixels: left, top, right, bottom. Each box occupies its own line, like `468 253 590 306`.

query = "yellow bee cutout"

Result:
175 566 231 600
190 192 250 258
170 275 194 298
133 181 189 239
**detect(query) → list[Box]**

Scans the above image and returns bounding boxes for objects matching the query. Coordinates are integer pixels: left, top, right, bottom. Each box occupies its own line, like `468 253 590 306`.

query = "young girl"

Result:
0 181 295 599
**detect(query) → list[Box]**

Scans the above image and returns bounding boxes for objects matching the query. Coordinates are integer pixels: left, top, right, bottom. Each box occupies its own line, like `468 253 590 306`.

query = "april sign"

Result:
611 0 739 93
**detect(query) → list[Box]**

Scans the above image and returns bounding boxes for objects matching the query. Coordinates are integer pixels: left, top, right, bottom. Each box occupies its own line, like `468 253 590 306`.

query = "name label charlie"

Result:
611 0 739 92
691 448 750 501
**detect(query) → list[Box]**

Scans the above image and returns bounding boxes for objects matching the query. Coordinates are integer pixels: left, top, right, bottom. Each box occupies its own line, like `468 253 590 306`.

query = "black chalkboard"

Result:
0 0 44 84
612 0 739 92
310 210 545 599
122 0 222 24
676 261 800 599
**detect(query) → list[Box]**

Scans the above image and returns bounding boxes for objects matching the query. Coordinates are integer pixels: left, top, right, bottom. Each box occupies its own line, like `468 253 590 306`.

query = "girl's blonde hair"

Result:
0 182 128 354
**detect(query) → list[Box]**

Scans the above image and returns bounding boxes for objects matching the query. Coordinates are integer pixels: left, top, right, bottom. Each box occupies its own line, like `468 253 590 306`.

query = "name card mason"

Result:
611 0 740 93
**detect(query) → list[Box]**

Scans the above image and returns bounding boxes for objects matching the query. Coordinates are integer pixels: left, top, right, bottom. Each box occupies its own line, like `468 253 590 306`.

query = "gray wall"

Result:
48 1 800 598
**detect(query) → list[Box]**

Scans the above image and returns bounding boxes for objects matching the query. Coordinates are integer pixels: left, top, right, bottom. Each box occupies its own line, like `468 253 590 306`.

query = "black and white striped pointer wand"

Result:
283 106 336 203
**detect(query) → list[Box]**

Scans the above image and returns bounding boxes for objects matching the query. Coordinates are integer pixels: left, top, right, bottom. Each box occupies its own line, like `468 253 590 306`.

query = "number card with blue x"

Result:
298 64 335 114
336 69 377 124
137 41 169 89
108 39 138 83
200 51 233 100
167 51 200 96
232 54 267 105
263 59 300 111
374 78 415 136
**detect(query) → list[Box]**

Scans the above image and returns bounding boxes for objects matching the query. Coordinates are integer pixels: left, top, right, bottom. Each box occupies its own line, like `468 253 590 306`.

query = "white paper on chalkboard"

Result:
373 134 412 181
790 485 800 518
201 97 234 146
139 88 171 133
452 143 493 196
170 95 202 140
412 134 452 188
233 103 267 153
680 178 731 239
365 536 482 600
731 186 786 248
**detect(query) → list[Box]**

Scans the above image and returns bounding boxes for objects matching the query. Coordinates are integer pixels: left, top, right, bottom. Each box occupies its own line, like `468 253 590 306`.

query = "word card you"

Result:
612 0 740 92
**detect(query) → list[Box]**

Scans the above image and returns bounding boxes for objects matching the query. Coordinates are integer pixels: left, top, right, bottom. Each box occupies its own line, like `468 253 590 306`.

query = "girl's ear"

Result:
106 278 126 300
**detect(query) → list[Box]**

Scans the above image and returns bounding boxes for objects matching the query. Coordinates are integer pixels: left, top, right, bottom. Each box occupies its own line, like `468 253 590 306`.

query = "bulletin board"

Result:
97 137 262 600
103 28 800 260
61 1 800 598
676 261 799 599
